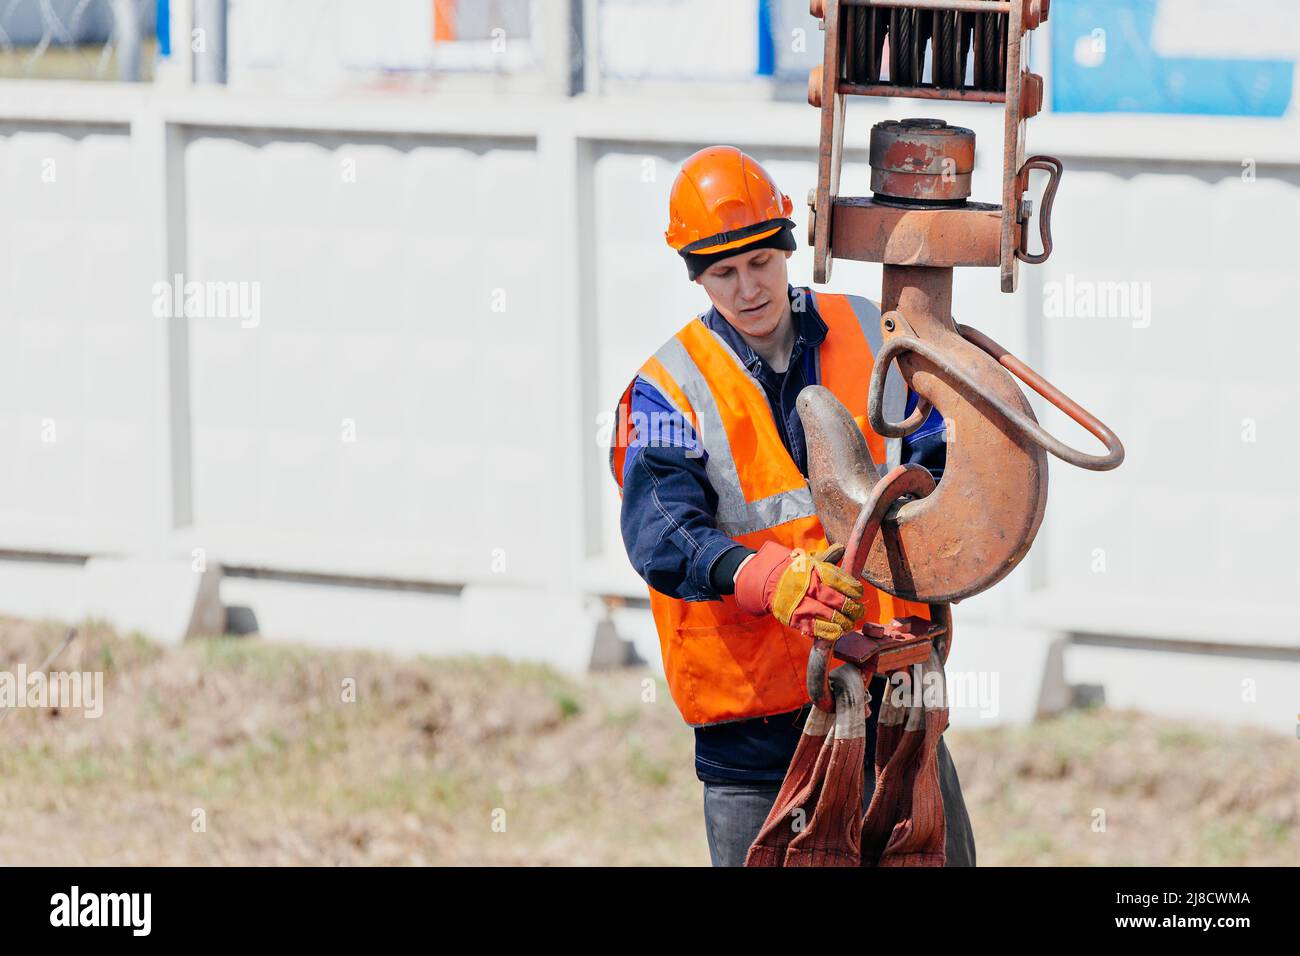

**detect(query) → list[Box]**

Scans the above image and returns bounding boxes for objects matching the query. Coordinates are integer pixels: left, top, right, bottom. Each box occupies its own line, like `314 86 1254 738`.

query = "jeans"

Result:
702 735 976 867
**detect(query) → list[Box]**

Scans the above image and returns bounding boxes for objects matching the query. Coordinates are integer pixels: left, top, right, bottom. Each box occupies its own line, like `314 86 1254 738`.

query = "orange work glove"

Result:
734 541 865 641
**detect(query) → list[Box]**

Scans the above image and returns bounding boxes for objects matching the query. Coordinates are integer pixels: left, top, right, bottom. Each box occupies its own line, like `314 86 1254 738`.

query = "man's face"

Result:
695 247 792 338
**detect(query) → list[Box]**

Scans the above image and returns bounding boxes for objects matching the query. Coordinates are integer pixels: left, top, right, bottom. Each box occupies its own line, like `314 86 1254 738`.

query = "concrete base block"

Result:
1066 642 1300 735
0 557 88 622
178 577 601 672
217 575 463 657
942 622 1067 729
456 585 596 675
1034 635 1074 718
82 557 224 645
610 605 663 676
588 612 647 671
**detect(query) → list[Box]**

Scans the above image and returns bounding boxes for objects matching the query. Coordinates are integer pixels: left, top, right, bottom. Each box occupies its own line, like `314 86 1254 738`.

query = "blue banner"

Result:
1051 0 1294 117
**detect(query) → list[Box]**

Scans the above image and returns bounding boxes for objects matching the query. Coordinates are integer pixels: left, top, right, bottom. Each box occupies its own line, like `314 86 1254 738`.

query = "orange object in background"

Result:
434 0 457 42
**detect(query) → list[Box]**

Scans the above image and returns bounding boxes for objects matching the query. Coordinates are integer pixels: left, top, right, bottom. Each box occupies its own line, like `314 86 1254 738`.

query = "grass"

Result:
1 615 1297 866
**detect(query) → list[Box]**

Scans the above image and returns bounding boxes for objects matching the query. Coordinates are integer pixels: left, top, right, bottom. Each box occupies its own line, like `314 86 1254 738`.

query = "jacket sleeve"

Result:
619 377 753 602
900 392 947 481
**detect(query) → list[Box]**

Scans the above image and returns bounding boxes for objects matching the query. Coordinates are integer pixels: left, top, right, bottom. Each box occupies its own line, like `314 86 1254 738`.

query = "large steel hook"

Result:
868 320 1125 472
799 266 1124 604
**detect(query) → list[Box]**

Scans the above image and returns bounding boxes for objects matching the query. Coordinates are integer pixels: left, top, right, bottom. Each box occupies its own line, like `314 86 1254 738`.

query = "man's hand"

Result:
734 541 865 641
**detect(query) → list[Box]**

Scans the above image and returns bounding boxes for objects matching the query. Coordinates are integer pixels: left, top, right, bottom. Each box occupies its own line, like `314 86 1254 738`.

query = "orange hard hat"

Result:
665 146 796 275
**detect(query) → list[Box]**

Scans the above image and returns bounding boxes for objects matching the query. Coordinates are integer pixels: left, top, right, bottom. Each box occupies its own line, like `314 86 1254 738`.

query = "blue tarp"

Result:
1051 0 1294 117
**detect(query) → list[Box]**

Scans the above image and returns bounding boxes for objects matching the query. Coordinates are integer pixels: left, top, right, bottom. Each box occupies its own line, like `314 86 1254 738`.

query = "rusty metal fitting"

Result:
810 0 825 19
808 63 823 108
1024 0 1050 31
1015 155 1062 264
1020 72 1044 119
868 118 976 204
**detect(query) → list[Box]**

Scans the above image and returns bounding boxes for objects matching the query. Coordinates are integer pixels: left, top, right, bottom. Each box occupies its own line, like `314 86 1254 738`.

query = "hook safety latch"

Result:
1015 155 1063 265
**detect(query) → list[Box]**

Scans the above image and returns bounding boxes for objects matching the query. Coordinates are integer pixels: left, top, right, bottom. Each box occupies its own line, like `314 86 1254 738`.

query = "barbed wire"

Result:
0 0 155 81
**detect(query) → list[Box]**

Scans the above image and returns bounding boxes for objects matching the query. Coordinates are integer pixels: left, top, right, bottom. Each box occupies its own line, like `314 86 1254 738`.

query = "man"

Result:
609 146 975 867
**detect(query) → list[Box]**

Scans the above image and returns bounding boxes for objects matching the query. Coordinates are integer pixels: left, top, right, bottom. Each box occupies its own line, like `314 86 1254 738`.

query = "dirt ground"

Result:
1 616 1296 866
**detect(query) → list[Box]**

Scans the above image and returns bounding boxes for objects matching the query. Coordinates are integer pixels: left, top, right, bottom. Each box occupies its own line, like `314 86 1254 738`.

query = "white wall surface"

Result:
0 79 1296 729
0 124 157 557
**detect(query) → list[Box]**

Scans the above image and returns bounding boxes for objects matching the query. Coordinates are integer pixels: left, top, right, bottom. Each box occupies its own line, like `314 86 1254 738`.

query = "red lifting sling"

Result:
745 466 951 868
746 649 950 867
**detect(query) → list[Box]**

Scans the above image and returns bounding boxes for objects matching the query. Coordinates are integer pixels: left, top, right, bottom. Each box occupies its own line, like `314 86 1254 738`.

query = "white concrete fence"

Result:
1 73 1297 732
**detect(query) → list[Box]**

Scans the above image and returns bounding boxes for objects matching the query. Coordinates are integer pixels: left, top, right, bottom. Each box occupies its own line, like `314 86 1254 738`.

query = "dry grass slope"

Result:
1 618 1296 866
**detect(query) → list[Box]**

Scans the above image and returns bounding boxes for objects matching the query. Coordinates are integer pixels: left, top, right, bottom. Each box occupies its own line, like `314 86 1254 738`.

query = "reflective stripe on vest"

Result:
651 334 817 537
644 291 908 534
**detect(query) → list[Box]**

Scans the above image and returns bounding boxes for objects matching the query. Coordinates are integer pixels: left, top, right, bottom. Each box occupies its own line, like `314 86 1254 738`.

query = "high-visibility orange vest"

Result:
610 290 931 727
